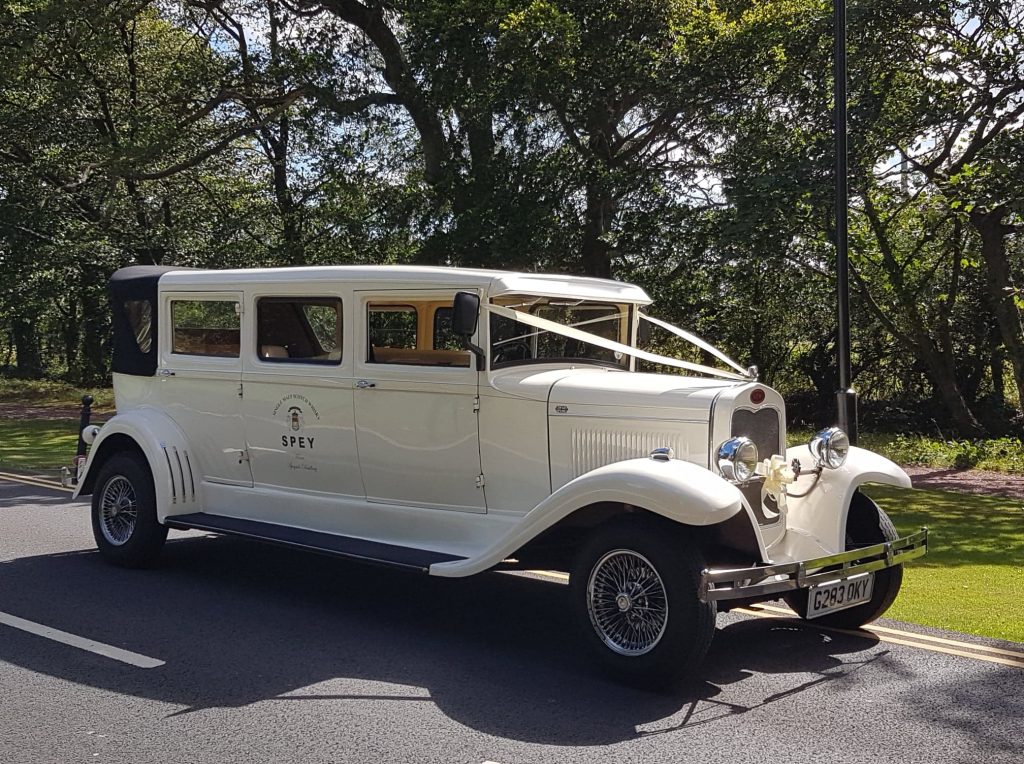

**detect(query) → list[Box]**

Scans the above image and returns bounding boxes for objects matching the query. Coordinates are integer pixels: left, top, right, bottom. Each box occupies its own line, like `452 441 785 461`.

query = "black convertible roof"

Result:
108 266 185 376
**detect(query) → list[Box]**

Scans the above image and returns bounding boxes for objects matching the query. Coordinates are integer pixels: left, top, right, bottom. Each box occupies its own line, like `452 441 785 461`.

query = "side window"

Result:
171 300 240 357
366 301 470 367
367 305 417 357
432 307 462 351
257 298 343 364
124 300 153 353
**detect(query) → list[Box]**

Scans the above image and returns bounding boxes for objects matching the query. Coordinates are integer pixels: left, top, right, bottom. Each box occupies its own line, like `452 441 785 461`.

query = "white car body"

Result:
72 264 926 680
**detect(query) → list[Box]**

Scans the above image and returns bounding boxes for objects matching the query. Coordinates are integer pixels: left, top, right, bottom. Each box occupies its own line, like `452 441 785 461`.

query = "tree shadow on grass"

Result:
864 484 1024 567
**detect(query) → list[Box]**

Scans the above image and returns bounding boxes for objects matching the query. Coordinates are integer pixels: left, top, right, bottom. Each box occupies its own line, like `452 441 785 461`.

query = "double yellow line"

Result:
524 569 1024 670
0 471 74 494
739 602 1024 669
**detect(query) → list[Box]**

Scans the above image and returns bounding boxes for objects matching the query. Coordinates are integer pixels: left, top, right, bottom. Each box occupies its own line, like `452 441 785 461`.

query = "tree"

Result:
892 0 1024 412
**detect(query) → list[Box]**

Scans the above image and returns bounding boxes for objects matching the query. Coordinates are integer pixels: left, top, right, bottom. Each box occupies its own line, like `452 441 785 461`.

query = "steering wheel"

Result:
493 340 532 365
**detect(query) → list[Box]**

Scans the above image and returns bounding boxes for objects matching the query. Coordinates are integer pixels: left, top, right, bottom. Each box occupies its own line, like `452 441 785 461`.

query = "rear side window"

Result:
171 300 240 357
257 298 343 364
124 300 153 353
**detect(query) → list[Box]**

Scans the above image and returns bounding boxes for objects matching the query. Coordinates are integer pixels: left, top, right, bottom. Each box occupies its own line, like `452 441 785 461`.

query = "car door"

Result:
158 291 253 486
353 291 485 512
240 293 364 499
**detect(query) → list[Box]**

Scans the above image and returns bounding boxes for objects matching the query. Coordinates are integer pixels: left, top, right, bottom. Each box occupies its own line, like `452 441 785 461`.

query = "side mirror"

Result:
452 291 480 337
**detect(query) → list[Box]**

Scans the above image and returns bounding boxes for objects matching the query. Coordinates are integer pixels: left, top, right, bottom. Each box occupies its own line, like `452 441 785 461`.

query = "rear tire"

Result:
784 491 903 629
91 452 168 568
570 521 716 688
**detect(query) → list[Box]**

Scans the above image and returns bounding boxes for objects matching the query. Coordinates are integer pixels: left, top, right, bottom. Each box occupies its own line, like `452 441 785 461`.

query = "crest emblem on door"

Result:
288 406 304 431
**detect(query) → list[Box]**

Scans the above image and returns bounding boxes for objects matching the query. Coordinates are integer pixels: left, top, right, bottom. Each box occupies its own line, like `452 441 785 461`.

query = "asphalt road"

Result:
2 479 1022 764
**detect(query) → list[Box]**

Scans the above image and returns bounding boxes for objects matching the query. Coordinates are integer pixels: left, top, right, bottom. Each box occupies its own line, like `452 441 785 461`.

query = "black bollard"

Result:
75 394 94 460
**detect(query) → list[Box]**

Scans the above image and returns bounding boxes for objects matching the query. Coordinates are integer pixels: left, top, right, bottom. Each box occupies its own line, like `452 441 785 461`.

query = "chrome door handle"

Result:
355 380 376 389
157 369 176 377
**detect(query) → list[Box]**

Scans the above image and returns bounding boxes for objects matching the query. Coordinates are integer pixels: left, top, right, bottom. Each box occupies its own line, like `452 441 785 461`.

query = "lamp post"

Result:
834 0 857 444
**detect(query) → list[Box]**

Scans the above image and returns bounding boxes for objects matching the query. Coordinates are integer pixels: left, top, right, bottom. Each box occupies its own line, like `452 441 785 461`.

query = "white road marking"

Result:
0 611 165 669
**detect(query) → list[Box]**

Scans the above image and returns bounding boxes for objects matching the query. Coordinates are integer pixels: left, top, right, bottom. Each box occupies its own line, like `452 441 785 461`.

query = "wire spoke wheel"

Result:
99 475 138 547
586 549 669 656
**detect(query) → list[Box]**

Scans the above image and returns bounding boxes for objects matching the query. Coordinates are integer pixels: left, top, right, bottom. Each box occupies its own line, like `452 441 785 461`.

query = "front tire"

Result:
570 521 716 688
91 452 168 568
784 491 903 629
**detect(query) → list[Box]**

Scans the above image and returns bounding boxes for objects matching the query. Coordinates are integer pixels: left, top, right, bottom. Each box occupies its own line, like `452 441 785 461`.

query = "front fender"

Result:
430 457 763 577
73 408 200 520
780 444 911 559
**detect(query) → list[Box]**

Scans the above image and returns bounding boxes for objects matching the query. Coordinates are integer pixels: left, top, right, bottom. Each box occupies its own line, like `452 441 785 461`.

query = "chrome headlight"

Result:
810 426 849 469
717 436 758 483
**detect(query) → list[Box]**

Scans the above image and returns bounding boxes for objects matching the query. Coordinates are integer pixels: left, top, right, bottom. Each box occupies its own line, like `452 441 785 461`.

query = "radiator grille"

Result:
731 408 782 463
730 408 784 528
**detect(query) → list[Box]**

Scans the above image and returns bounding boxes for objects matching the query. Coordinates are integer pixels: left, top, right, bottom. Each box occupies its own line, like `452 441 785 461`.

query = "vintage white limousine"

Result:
70 265 926 684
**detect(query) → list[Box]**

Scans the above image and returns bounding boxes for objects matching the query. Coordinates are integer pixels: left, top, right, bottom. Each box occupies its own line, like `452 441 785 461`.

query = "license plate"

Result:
806 573 874 619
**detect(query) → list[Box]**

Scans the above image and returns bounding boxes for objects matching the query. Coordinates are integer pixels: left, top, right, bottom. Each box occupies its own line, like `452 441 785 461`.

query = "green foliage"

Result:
789 428 1024 473
0 0 1022 437
886 435 1024 473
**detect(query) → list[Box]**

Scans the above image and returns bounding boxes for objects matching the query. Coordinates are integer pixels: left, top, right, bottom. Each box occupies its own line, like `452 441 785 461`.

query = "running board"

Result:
164 513 466 572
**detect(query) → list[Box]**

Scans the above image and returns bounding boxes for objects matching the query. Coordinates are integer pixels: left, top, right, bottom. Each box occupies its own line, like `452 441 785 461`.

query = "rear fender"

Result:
73 409 200 520
430 457 764 577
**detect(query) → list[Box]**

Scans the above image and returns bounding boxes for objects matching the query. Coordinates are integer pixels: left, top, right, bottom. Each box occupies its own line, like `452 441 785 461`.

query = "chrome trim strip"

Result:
161 446 176 504
172 447 187 503
182 450 195 501
698 528 928 602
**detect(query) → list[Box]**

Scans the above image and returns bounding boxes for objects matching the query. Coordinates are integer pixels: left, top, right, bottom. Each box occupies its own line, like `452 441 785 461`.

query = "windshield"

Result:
489 296 631 369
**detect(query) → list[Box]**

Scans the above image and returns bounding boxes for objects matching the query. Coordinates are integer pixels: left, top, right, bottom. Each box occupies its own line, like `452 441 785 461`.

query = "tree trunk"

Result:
971 210 1024 413
62 300 80 379
78 288 107 386
12 318 43 378
272 146 304 266
916 336 985 436
581 181 614 278
990 321 1006 407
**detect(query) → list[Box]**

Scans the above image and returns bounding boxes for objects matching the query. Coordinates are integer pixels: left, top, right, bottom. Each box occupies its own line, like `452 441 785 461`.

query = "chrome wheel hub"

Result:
586 549 669 656
99 476 138 546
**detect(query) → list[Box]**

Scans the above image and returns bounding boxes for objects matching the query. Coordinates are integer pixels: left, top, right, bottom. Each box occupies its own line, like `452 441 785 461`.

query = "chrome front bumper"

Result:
699 528 928 602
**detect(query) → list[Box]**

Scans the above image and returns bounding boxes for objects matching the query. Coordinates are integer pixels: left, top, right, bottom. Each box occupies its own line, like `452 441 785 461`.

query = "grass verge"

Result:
863 483 1024 643
0 419 79 470
0 378 114 411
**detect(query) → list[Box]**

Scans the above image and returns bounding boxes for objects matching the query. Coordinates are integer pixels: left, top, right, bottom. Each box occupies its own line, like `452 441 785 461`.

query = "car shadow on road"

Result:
2 534 900 746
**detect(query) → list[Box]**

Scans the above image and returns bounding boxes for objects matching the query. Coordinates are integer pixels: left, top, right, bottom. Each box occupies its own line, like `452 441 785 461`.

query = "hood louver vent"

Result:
570 429 688 479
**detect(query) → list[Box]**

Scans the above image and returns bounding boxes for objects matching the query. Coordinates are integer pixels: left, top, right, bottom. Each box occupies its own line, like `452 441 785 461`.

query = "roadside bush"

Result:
787 429 1024 473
